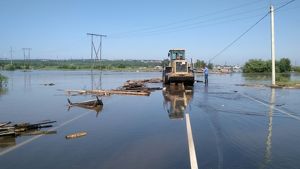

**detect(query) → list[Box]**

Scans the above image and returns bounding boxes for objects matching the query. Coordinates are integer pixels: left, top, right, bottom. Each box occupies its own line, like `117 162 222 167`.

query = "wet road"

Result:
0 71 300 169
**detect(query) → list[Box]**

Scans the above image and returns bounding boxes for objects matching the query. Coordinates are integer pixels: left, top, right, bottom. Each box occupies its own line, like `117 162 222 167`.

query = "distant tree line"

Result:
0 59 162 70
194 60 213 69
243 58 292 73
161 59 213 70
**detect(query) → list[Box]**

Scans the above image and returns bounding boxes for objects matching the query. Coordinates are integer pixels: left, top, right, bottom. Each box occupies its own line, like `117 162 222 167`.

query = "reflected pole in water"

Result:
260 88 275 169
23 71 31 90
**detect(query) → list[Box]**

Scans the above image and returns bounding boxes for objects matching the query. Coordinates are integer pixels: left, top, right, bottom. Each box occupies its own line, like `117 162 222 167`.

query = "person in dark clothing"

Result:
203 66 208 85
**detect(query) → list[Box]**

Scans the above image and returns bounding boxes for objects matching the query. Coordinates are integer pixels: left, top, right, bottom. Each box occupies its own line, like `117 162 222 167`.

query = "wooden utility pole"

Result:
270 5 276 86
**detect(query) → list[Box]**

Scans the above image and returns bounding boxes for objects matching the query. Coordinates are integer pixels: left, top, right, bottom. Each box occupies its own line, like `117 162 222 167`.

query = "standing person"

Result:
204 66 208 85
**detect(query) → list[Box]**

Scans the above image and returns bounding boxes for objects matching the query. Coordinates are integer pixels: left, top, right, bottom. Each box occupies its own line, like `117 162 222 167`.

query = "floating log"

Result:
65 78 162 97
66 89 150 96
65 131 87 139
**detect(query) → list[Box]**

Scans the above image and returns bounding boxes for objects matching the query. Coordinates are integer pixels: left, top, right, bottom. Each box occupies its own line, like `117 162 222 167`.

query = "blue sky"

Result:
0 0 299 65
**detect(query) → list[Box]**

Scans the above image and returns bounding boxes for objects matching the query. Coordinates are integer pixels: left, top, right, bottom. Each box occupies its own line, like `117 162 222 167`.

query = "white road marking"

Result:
241 93 300 121
0 110 92 156
185 111 199 169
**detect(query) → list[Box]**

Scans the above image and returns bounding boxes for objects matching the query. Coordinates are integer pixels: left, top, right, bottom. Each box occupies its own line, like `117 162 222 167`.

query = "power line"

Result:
275 0 296 11
114 12 268 39
208 12 270 63
109 0 266 38
110 8 269 39
109 1 290 39
208 0 296 63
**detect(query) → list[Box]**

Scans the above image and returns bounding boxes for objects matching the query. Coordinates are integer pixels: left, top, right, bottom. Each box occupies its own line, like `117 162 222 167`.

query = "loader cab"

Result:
168 49 188 73
168 49 185 60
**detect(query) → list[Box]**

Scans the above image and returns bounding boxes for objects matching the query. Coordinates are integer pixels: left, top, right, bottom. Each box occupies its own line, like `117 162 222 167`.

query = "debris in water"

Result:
66 78 163 97
68 96 103 107
0 120 56 137
43 83 55 86
65 131 87 139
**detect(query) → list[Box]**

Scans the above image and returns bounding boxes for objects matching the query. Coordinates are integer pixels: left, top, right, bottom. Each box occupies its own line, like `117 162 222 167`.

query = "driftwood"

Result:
65 78 162 97
122 78 162 90
66 89 151 96
0 120 56 137
66 131 87 139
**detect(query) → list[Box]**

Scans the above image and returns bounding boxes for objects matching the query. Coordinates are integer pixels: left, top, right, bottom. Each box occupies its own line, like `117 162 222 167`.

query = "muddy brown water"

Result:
0 70 300 169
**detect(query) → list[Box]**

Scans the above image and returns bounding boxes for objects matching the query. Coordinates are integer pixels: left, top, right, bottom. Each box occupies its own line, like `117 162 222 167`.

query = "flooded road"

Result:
0 71 300 169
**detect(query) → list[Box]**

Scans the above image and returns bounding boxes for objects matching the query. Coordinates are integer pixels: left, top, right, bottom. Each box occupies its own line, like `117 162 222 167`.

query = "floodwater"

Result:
0 70 300 169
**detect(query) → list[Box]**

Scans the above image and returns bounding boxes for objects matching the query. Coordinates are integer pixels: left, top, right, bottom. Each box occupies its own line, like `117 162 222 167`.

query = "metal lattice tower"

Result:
87 33 107 90
22 48 31 70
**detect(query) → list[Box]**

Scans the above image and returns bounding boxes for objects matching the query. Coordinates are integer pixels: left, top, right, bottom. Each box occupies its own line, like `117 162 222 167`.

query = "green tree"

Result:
278 58 291 73
208 63 213 69
4 64 15 71
243 59 268 73
195 60 206 69
243 58 292 73
161 59 169 67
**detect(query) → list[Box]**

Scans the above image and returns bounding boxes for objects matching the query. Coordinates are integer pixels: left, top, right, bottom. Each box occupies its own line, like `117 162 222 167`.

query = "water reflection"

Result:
0 130 57 152
23 71 31 90
90 70 102 90
242 73 291 81
0 87 8 96
260 88 275 169
162 84 193 119
203 85 224 169
0 76 8 96
0 136 16 149
68 104 103 117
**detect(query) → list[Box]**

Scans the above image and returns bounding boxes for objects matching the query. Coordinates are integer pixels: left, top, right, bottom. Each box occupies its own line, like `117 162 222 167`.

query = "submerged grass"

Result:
0 73 7 82
276 81 300 87
0 74 8 93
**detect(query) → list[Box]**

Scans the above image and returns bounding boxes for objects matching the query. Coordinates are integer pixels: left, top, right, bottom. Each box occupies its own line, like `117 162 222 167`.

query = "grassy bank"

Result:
0 73 7 82
276 81 300 86
0 73 7 89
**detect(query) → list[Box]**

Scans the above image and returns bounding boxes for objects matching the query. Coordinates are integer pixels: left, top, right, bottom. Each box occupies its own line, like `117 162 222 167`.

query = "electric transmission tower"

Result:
87 33 107 90
22 48 31 71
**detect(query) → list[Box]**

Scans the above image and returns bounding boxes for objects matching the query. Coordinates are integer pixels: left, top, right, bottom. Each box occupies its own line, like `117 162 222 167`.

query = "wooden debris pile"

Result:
122 78 162 91
0 120 56 137
66 78 163 97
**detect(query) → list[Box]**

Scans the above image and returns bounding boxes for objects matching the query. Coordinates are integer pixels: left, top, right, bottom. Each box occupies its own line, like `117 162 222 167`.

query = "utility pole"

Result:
10 47 13 65
270 5 276 86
